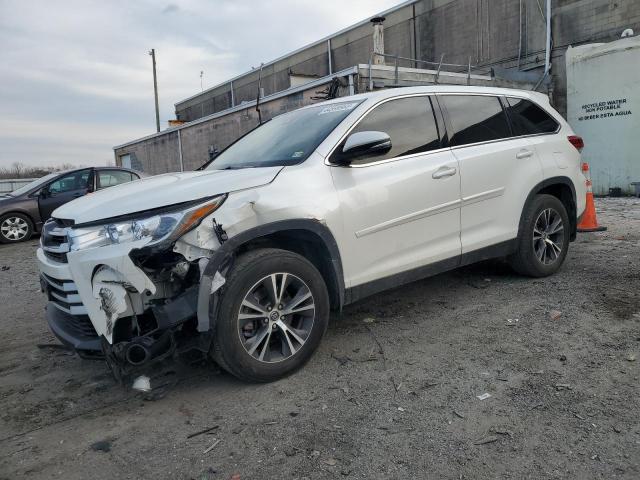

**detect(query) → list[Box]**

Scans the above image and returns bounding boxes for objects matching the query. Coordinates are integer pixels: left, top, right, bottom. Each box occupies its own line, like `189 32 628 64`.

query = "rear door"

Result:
439 94 544 255
38 169 93 220
330 95 462 288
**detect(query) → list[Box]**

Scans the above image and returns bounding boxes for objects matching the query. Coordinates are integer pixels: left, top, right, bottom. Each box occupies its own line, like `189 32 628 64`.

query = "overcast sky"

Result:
0 0 401 168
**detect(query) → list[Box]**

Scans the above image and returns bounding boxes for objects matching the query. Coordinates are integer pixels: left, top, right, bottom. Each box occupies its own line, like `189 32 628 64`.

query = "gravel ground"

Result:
0 198 639 480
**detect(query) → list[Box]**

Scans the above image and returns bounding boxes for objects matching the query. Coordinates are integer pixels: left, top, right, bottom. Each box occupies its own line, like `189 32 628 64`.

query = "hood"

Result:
0 194 19 205
54 167 283 224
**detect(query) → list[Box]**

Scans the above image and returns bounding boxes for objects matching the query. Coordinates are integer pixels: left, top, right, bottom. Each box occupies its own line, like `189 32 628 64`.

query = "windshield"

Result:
207 100 362 170
6 173 58 197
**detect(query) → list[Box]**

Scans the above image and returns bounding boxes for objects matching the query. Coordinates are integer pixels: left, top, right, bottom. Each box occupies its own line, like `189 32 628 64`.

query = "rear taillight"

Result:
568 135 584 152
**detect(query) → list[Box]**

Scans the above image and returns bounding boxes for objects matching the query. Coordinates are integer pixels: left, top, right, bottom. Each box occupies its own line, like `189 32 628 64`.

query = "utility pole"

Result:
149 49 160 133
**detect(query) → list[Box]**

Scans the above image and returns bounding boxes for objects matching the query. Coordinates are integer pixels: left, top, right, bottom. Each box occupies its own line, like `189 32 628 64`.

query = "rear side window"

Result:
340 96 441 165
97 170 134 190
441 95 511 147
506 97 559 135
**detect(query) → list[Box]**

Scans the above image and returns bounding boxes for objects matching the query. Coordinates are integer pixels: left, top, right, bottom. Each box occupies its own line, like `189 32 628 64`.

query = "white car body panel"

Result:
454 136 544 253
330 150 461 287
53 167 284 224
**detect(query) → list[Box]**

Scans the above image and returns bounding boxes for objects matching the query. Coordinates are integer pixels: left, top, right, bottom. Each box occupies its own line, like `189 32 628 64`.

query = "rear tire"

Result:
0 213 33 244
509 194 570 277
211 248 329 383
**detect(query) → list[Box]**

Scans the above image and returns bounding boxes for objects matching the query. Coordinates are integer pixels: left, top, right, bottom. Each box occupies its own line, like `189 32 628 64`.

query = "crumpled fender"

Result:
196 218 345 333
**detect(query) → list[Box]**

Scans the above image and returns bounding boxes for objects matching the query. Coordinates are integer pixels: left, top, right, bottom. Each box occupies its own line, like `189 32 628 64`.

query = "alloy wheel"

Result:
1 217 29 241
237 273 315 363
532 208 564 265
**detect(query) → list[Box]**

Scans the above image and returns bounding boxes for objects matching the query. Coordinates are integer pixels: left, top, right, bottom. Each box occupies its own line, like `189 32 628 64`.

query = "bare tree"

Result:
11 162 24 177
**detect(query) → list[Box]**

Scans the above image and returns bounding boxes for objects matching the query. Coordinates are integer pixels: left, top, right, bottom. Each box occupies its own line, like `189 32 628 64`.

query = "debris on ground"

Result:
203 439 220 454
473 436 499 445
331 351 351 366
132 375 151 393
476 393 492 400
187 425 220 439
625 353 636 362
549 310 563 321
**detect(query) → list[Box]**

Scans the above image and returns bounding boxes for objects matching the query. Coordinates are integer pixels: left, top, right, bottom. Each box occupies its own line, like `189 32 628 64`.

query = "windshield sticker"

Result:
318 102 359 115
291 151 304 159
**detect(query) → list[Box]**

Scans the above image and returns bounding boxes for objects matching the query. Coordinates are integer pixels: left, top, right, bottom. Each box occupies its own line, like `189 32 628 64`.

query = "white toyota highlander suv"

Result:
37 86 587 383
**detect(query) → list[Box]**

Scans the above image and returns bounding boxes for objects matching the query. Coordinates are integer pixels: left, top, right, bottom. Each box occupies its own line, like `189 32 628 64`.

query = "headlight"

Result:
68 195 226 251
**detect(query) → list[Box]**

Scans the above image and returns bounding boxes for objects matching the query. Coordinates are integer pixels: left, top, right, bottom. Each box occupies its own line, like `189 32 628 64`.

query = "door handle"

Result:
516 149 534 159
432 166 457 180
72 193 82 198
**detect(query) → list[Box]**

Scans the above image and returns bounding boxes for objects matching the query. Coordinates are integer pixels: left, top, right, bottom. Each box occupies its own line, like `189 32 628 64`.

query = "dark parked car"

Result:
0 166 142 243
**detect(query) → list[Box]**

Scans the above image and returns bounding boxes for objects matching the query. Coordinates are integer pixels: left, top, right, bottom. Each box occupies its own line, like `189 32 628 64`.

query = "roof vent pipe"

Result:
371 16 386 65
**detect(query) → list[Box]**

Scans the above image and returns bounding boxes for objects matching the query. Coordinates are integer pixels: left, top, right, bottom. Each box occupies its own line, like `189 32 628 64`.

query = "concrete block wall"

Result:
119 131 181 175
118 86 322 175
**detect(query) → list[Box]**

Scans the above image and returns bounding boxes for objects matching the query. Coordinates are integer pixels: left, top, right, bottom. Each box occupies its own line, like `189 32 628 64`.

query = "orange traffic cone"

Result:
577 163 607 232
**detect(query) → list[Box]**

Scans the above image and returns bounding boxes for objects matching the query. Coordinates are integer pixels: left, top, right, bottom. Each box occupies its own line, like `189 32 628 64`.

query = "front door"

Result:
38 169 93 221
329 95 462 289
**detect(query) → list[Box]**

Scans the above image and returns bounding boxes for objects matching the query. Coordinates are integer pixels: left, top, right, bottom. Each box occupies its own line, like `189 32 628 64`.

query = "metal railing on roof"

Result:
367 52 493 90
175 0 422 109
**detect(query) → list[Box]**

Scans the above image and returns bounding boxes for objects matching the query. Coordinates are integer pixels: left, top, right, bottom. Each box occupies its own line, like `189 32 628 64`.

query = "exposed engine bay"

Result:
97 249 211 383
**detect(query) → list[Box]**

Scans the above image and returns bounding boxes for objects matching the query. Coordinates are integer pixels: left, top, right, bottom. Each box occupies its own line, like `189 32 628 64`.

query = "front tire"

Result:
509 194 570 277
211 248 330 383
0 213 33 244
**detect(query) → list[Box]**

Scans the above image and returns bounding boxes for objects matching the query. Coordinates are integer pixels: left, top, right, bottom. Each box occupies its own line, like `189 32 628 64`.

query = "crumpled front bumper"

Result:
45 301 102 352
38 250 102 352
37 240 155 347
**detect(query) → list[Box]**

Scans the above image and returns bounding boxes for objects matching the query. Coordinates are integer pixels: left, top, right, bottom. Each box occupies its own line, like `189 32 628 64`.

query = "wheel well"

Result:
235 229 342 310
536 182 577 241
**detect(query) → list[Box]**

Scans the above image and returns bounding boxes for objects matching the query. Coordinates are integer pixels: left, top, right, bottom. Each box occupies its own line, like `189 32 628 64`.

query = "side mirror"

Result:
332 131 392 164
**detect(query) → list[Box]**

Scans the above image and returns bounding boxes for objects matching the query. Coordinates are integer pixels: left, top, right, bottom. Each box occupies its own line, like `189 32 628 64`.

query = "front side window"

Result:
48 169 91 194
97 170 135 190
334 96 441 166
506 97 559 136
441 95 511 147
207 100 362 171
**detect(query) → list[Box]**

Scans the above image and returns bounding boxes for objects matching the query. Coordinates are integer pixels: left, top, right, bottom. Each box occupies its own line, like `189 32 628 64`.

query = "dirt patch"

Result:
0 198 639 479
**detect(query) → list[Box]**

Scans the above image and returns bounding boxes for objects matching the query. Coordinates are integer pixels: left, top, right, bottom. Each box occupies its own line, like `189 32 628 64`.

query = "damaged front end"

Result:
38 195 229 384
97 251 205 383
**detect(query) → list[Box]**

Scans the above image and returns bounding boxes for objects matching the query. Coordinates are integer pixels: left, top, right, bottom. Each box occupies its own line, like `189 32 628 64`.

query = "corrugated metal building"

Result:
114 0 640 177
